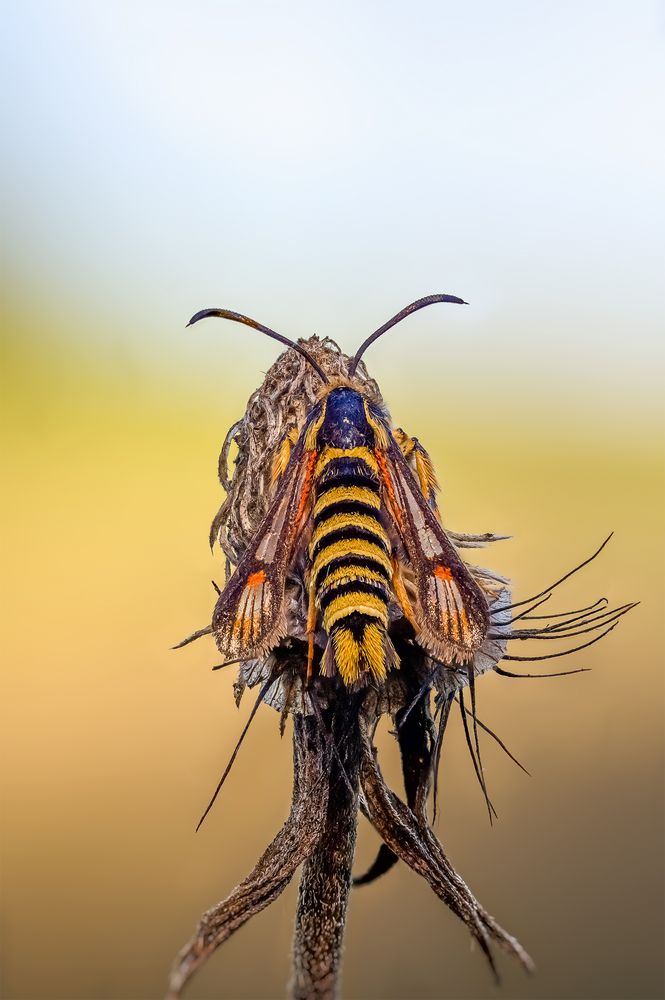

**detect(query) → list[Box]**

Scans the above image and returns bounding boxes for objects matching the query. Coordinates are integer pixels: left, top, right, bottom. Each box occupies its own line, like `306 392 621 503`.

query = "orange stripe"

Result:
294 450 318 528
374 449 404 533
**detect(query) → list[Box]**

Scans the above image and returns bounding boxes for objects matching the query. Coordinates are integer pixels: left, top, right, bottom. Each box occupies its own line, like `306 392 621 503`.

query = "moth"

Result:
189 295 489 687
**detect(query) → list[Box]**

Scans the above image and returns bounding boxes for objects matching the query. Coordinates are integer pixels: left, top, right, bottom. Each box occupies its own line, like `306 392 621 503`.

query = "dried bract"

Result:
170 323 632 1000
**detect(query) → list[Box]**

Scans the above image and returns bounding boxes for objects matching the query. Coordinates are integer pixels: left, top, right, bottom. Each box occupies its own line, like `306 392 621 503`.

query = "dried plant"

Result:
168 325 634 1000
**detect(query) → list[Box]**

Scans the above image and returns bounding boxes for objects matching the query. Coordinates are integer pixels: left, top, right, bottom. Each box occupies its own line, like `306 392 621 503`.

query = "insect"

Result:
171 296 635 998
188 294 490 688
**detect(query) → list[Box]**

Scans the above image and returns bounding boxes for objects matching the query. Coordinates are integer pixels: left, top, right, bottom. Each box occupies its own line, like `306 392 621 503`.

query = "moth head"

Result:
305 384 390 452
187 294 466 390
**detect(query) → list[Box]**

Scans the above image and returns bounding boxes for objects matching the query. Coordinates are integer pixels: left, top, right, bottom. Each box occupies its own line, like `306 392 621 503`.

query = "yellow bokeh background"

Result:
2 4 664 999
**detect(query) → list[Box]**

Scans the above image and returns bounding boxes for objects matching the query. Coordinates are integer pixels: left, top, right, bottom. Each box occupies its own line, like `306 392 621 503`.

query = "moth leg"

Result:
306 574 317 686
393 427 416 459
391 554 418 632
393 428 441 515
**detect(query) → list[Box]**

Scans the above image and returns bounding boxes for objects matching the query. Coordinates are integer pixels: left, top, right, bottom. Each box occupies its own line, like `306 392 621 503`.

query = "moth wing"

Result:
378 437 489 663
212 438 316 660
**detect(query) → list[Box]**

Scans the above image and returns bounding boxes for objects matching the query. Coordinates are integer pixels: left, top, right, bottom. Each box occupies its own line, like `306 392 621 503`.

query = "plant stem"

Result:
290 701 361 1000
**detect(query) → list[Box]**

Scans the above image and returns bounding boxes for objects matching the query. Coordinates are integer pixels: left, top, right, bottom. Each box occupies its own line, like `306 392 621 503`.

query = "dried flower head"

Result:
169 312 634 1000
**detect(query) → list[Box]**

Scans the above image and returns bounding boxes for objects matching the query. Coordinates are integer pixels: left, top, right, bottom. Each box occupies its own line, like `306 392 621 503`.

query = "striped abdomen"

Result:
309 449 395 684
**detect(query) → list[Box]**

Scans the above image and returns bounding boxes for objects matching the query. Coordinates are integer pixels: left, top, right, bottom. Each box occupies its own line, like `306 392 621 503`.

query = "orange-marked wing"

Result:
393 428 441 510
212 435 318 660
376 437 489 664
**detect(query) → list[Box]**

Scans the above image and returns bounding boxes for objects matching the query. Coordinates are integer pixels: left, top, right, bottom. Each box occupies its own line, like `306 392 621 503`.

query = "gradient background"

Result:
1 2 664 999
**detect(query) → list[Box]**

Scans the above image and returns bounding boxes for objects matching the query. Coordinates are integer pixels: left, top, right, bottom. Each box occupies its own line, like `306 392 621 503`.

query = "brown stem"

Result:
290 698 362 1000
167 716 330 999
358 720 534 980
354 665 435 886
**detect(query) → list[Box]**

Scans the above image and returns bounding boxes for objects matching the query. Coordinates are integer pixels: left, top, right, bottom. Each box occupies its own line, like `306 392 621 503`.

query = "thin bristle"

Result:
520 596 608 620
455 698 531 776
491 602 635 642
397 667 438 731
211 657 246 671
432 694 453 822
172 624 213 649
458 689 497 823
495 665 590 679
467 667 487 813
195 676 273 831
540 601 637 634
503 622 617 661
498 592 552 625
501 534 613 612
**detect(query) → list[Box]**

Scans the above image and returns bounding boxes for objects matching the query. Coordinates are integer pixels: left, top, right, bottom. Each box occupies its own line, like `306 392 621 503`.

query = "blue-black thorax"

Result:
317 388 373 449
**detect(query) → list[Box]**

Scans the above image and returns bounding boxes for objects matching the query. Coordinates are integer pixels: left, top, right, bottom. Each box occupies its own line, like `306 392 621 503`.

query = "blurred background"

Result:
1 2 663 998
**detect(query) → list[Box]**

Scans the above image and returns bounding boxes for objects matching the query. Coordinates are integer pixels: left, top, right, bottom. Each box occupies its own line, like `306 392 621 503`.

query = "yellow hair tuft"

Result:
331 620 388 684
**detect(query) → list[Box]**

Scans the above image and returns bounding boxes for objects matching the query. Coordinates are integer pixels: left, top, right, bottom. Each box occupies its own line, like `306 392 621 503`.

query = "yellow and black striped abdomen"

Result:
309 449 394 684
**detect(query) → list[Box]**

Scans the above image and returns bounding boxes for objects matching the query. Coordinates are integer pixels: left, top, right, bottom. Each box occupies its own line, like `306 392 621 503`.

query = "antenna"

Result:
188 308 330 384
348 294 467 375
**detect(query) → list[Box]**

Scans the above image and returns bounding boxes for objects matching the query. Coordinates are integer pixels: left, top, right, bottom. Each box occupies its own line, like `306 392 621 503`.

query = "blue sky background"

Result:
3 0 664 407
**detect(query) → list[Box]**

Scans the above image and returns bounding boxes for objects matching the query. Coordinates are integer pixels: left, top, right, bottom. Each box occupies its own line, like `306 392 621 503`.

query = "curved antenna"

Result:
348 293 467 375
187 308 330 384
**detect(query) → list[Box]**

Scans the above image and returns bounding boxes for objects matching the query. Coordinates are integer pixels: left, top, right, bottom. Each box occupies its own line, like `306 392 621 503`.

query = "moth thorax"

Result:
317 388 374 449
